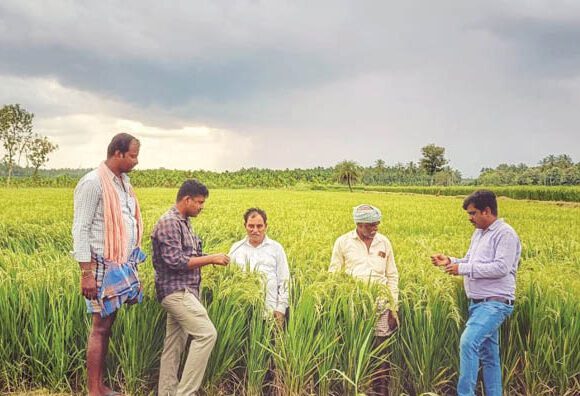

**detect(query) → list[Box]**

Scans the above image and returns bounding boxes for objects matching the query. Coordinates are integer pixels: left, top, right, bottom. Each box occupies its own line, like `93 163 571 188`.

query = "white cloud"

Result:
38 114 254 170
0 75 254 170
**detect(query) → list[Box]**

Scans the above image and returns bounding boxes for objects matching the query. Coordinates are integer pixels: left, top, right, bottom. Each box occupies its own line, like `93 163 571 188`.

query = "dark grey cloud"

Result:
1 1 579 176
0 43 356 107
481 16 580 79
0 1 462 111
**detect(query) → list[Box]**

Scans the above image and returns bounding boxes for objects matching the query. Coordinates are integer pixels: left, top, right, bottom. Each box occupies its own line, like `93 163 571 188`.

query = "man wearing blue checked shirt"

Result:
431 190 521 396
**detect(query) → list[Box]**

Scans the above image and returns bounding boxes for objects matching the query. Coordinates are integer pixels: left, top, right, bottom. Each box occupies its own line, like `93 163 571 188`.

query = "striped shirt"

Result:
72 166 138 262
229 236 291 313
151 207 202 302
452 219 521 300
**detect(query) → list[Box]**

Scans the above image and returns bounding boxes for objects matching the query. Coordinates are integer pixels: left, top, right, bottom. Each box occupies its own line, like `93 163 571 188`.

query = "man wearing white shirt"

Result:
229 208 291 326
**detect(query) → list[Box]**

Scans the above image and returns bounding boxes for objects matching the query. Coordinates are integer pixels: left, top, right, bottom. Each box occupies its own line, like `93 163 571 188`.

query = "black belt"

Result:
471 297 514 306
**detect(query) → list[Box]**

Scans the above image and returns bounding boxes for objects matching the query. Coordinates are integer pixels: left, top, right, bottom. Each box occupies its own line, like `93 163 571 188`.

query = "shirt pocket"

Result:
369 254 386 275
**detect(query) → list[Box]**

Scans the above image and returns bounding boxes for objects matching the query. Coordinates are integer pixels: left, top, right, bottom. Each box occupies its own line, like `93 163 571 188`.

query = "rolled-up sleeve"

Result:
453 234 475 269
456 252 472 275
154 219 190 271
72 178 100 262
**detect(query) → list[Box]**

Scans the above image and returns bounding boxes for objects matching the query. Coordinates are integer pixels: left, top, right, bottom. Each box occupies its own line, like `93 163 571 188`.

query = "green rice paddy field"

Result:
0 188 578 395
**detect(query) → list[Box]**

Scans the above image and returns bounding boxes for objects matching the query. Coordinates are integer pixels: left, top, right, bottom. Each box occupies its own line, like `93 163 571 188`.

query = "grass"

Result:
0 188 578 395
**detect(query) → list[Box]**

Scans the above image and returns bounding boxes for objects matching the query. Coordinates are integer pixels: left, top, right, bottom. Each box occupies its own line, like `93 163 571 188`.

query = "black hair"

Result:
463 189 498 216
243 207 267 224
107 133 140 158
176 179 209 202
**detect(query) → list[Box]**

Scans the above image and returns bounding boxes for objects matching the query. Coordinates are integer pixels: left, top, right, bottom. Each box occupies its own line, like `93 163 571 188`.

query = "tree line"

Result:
1 104 578 187
478 155 580 186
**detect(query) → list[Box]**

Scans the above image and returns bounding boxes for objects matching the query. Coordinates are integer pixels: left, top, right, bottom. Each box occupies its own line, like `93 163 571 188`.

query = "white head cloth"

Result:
353 204 382 224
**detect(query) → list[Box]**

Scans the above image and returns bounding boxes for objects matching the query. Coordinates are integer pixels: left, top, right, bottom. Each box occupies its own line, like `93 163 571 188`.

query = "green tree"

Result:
419 144 448 185
433 167 462 186
0 104 34 184
334 160 362 192
27 135 58 177
539 154 573 170
562 166 580 185
542 166 563 186
539 154 556 170
517 168 541 185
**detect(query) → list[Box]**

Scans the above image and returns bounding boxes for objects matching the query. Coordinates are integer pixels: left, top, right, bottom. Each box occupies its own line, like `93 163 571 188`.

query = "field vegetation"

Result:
0 188 578 395
2 150 579 193
2 171 580 202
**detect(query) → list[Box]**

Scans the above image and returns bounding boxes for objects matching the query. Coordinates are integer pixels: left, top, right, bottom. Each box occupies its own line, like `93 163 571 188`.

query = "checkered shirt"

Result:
151 207 202 302
72 167 138 262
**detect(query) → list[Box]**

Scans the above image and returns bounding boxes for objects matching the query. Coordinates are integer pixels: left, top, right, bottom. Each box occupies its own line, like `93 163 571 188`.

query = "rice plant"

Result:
0 188 578 395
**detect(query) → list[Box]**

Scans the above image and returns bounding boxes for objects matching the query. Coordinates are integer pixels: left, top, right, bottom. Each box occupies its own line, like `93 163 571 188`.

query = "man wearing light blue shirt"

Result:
431 190 521 396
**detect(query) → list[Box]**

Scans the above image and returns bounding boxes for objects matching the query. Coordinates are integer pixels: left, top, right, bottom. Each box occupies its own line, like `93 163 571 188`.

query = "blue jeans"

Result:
457 301 514 396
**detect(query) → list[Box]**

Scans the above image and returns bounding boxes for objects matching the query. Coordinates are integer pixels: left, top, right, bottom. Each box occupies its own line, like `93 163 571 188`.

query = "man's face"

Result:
118 140 140 173
245 214 267 245
186 195 206 217
465 203 491 229
356 221 379 240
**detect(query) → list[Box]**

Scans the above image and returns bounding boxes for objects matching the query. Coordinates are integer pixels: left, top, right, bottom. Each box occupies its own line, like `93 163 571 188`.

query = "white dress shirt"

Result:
229 236 290 313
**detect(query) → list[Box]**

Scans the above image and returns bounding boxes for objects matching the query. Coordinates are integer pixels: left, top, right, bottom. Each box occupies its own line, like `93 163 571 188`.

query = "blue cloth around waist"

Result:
91 247 147 317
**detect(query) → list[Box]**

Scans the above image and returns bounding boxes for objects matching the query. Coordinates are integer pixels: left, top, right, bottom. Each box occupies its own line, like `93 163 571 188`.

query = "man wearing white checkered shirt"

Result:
72 133 142 396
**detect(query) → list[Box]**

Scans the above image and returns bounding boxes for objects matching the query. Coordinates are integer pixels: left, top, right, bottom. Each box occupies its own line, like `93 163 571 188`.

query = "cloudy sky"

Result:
1 1 579 176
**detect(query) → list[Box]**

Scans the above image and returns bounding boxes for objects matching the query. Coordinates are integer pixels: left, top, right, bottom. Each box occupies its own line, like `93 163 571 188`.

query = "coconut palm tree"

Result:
335 160 362 192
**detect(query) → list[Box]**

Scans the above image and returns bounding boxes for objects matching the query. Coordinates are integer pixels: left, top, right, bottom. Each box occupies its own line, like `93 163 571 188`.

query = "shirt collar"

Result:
349 229 381 245
485 218 504 232
244 235 272 248
169 206 189 223
101 161 129 184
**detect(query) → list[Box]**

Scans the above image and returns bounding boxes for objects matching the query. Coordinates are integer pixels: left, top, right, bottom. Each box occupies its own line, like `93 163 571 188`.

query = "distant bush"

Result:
347 185 580 202
2 171 579 202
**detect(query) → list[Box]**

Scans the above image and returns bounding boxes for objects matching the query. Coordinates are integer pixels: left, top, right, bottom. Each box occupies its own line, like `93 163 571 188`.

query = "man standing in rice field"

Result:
431 189 521 396
229 207 291 327
329 204 399 395
72 133 145 396
229 207 291 394
151 179 230 396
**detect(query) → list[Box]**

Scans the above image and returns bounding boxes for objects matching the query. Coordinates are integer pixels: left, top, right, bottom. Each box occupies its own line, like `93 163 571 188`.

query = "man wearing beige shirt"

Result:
329 204 399 395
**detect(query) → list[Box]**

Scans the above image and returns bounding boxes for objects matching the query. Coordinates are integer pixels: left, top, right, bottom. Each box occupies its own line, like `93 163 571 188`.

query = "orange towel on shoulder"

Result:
98 162 143 263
